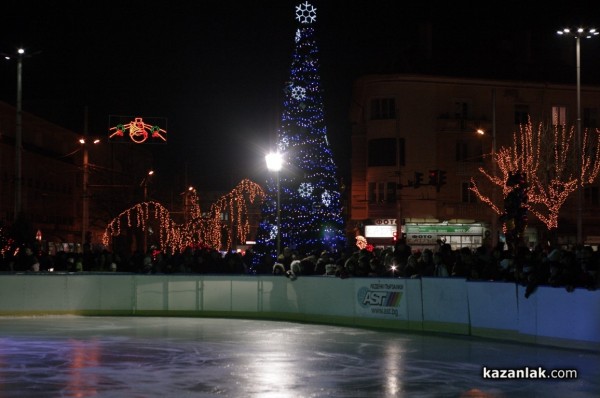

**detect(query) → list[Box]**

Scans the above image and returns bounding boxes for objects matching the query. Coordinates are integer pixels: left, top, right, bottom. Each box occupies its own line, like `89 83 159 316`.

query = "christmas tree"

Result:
254 1 346 260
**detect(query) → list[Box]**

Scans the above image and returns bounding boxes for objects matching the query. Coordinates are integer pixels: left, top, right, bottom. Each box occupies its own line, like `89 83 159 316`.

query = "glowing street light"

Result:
557 26 598 245
80 136 100 247
476 90 498 246
266 152 283 255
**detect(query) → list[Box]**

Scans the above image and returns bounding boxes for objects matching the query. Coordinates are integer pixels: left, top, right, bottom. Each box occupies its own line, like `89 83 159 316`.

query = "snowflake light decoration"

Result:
298 182 314 198
321 190 332 207
295 1 317 24
291 85 306 100
269 225 278 241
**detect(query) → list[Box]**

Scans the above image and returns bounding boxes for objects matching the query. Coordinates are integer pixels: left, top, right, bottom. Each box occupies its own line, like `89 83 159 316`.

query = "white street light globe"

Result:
265 152 283 172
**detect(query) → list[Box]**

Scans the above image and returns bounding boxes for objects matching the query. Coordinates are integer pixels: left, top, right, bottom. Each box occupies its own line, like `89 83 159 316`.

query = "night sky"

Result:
2 0 600 192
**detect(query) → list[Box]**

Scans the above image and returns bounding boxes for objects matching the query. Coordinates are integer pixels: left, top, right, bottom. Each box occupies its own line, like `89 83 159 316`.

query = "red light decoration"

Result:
109 117 167 144
102 179 265 253
471 120 600 229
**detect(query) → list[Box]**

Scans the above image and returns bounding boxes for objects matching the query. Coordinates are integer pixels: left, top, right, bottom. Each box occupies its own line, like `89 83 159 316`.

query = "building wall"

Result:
350 74 600 249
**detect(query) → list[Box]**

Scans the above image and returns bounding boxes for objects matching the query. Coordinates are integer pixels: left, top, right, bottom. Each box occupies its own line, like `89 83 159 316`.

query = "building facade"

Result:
349 74 600 251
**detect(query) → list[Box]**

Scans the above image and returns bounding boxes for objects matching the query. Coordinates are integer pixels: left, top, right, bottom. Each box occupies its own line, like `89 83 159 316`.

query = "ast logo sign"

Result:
355 280 408 319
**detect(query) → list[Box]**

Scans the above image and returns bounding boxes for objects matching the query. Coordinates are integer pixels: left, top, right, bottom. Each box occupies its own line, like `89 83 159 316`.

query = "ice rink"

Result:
0 316 598 397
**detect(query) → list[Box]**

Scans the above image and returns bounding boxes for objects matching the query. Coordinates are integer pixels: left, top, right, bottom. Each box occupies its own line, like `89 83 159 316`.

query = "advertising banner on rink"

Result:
355 279 408 319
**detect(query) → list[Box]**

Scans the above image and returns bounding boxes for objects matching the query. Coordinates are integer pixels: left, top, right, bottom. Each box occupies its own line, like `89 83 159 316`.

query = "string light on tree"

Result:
470 119 600 230
102 179 265 254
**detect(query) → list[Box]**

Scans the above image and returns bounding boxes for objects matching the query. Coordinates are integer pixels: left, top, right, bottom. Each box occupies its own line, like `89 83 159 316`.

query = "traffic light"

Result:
414 172 423 188
438 170 447 191
428 169 439 186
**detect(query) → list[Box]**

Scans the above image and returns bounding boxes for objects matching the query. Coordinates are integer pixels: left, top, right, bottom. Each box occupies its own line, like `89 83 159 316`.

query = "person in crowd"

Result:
272 262 286 275
403 254 419 278
432 252 449 277
393 239 412 266
280 247 294 271
452 247 475 278
417 249 435 277
367 256 385 277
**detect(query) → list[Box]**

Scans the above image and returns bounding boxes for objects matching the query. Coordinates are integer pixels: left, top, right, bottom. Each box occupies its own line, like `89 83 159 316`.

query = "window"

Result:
454 100 471 119
585 186 599 206
370 98 396 120
584 107 598 128
514 104 529 125
552 106 567 126
386 182 397 203
368 138 404 167
461 182 477 203
455 140 482 162
368 181 398 204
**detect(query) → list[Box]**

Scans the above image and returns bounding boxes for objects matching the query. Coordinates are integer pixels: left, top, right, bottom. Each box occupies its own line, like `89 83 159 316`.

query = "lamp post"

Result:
79 136 100 248
14 48 24 220
266 152 283 256
2 47 37 220
141 170 154 253
476 89 498 246
557 27 598 246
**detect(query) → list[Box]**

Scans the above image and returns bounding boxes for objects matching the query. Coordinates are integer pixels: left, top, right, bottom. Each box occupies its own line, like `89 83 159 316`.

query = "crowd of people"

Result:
1 239 598 295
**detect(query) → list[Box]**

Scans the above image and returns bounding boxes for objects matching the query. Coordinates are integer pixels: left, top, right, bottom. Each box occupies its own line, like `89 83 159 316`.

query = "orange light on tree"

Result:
470 119 600 230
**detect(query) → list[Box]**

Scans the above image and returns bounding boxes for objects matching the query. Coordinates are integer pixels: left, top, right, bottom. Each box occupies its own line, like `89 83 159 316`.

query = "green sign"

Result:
406 225 482 234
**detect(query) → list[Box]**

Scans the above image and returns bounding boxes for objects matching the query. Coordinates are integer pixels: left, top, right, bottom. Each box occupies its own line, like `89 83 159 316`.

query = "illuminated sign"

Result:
365 225 396 238
108 115 167 144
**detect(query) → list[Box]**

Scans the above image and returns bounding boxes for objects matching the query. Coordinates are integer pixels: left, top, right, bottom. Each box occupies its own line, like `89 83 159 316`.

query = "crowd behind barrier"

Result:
2 239 598 295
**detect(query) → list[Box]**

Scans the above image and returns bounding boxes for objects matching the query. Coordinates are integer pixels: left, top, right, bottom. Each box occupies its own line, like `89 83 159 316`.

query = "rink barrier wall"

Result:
0 273 598 352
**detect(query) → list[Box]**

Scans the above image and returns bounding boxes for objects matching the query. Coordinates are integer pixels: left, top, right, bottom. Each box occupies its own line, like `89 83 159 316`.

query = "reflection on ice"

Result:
0 316 598 397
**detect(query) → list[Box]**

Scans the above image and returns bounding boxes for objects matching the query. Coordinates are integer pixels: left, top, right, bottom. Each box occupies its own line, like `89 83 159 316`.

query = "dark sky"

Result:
2 0 600 192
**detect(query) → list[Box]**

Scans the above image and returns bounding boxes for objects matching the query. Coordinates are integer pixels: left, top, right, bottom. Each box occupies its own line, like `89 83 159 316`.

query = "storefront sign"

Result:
406 225 483 235
374 219 397 225
365 225 397 238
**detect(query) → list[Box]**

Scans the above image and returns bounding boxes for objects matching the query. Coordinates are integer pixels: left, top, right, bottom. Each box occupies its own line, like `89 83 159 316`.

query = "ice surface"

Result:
0 316 598 397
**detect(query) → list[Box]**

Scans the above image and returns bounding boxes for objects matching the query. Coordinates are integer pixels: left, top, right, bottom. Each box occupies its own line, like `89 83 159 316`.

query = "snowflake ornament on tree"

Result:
321 190 331 207
291 85 306 100
295 1 317 24
269 225 278 241
298 182 314 198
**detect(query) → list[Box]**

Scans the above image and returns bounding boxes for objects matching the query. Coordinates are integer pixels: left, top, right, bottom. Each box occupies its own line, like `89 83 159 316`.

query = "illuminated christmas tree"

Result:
254 1 346 259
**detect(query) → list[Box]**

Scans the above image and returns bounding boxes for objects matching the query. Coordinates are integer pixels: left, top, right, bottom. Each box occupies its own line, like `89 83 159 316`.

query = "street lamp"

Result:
266 152 283 255
140 169 154 253
557 27 599 245
475 89 498 246
142 169 155 202
79 136 100 247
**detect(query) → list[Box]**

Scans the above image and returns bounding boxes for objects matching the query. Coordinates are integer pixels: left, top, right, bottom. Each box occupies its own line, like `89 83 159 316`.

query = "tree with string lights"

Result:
253 1 346 260
102 179 265 254
470 120 600 231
